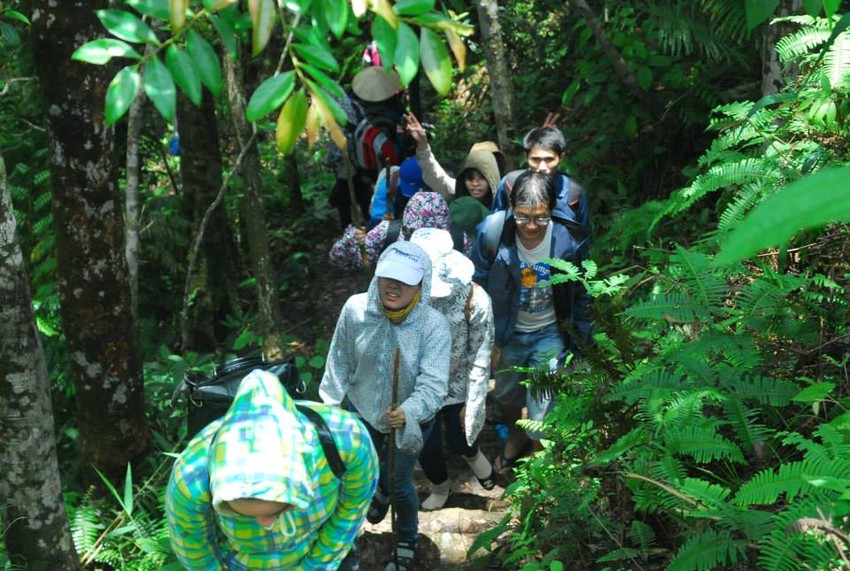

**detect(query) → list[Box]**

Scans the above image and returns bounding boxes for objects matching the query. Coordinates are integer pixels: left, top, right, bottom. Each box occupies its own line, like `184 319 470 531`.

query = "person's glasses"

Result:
513 215 551 226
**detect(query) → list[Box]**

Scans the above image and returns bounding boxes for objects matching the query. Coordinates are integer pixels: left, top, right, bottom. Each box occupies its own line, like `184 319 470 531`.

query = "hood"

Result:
209 370 314 515
367 240 434 315
455 150 501 207
401 191 451 240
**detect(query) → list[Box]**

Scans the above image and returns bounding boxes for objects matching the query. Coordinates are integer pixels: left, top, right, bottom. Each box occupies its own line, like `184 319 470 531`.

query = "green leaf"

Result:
393 0 434 16
715 167 850 265
393 22 419 87
210 13 238 58
636 66 652 91
306 80 346 124
419 27 451 95
187 29 222 97
71 39 141 65
276 89 308 154
96 9 160 45
0 22 20 46
125 0 170 21
251 0 276 56
105 66 141 125
791 382 835 403
744 0 778 30
143 56 176 122
371 17 397 67
4 10 30 25
123 464 134 518
246 71 296 121
299 63 345 100
823 0 841 18
165 45 201 105
292 42 339 73
802 0 822 16
321 0 347 38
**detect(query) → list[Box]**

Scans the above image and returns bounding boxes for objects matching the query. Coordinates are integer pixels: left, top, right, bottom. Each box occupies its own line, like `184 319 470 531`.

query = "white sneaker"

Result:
420 480 450 511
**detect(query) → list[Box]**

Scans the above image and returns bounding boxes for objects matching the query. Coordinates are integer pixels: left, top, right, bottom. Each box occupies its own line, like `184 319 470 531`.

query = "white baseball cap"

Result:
374 247 425 286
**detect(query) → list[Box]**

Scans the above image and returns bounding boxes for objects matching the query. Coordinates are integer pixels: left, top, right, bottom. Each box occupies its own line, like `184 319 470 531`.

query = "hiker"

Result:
327 66 407 230
404 112 501 238
409 228 496 510
492 125 591 238
329 191 469 271
470 170 593 474
320 241 451 571
368 157 426 229
165 369 379 570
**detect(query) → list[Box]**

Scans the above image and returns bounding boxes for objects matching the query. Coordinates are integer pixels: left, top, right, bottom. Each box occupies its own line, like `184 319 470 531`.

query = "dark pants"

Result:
338 542 360 571
418 403 479 485
330 173 373 230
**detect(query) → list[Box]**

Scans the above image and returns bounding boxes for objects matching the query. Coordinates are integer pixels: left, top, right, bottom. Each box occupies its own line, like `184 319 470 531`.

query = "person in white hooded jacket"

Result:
320 240 450 571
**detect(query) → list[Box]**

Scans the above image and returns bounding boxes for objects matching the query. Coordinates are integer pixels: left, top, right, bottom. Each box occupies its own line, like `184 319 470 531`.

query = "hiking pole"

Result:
389 348 401 569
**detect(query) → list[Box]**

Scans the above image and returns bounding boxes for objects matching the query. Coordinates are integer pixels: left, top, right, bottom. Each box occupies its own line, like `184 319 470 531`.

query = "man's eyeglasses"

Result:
513 215 551 226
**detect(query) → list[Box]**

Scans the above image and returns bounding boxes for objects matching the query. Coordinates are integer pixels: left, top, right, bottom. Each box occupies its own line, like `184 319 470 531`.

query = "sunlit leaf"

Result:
169 0 188 33
71 39 142 65
305 80 347 124
246 71 296 121
305 99 321 146
350 0 367 17
143 56 176 122
276 89 308 154
321 0 347 38
187 29 222 96
3 9 30 24
166 45 201 105
202 0 239 10
791 382 835 403
125 0 170 21
419 27 451 95
393 0 434 16
715 167 850 265
105 66 141 125
393 22 419 87
249 0 276 56
372 17 397 66
444 29 465 70
292 42 339 73
96 9 160 45
371 0 397 29
312 92 347 149
299 62 345 100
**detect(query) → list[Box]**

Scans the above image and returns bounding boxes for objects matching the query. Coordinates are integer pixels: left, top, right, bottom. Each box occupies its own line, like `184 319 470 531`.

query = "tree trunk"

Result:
177 90 242 352
31 0 151 487
223 50 286 359
125 79 146 321
475 0 517 169
0 156 82 571
762 0 803 96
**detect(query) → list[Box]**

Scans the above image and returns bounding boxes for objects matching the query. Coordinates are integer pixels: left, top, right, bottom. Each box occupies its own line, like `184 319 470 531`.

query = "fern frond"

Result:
668 158 778 217
774 17 831 63
608 368 690 405
733 457 850 505
666 529 745 571
727 376 800 406
664 425 745 464
625 292 707 323
629 519 657 551
718 181 768 230
721 397 771 454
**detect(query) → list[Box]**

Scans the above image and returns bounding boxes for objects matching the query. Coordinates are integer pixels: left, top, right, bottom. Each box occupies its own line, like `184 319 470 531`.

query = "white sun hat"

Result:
409 228 474 298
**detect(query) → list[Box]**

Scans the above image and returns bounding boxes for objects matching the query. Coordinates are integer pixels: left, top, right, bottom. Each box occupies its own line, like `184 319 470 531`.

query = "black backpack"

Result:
171 356 346 479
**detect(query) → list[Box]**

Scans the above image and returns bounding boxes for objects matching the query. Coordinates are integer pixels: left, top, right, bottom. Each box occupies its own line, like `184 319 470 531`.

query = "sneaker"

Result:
383 540 416 571
421 480 450 511
366 489 390 524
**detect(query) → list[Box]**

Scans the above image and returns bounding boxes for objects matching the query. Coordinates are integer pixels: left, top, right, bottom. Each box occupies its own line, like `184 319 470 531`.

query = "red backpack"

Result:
352 116 401 172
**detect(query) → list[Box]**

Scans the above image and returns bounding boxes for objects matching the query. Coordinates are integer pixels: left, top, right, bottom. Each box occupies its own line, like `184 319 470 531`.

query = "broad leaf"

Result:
125 0 169 21
715 167 850 265
791 383 835 403
96 9 160 45
444 29 466 70
170 0 188 32
823 0 841 18
350 0 368 17
249 0 276 56
419 27 451 95
299 63 345 100
187 29 222 97
371 0 398 29
210 13 238 58
246 71 296 121
312 91 347 149
744 0 778 30
292 42 339 73
304 80 346 124
636 66 652 90
143 56 176 122
393 0 434 16
72 39 141 65
0 22 20 46
203 0 239 10
321 0 347 38
4 9 30 24
393 22 419 87
371 17 397 67
105 66 141 125
304 100 320 146
276 89 308 154
802 0 821 16
165 45 201 105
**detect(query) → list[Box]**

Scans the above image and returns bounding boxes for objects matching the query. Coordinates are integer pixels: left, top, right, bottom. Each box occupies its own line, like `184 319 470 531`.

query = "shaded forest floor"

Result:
280 214 514 570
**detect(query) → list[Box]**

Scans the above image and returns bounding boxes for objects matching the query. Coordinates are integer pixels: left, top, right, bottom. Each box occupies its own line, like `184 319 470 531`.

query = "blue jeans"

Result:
363 419 434 544
419 403 478 485
494 322 565 438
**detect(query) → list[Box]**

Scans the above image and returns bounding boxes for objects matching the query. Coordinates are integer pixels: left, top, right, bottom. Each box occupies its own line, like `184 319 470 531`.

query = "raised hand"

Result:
404 112 429 151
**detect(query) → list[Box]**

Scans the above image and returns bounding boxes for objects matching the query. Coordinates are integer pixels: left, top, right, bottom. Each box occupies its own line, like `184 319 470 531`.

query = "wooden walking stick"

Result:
389 347 401 569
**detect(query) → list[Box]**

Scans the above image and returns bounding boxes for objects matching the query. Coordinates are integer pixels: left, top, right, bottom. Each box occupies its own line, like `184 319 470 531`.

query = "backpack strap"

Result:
484 210 507 259
464 283 475 323
295 404 347 480
449 224 465 253
382 218 403 253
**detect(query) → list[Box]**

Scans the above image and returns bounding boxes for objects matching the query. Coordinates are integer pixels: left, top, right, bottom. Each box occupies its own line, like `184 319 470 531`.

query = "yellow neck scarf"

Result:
382 290 422 325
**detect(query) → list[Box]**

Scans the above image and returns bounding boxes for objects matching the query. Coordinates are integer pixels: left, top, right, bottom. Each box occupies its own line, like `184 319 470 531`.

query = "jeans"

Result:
493 322 565 438
363 419 434 544
419 403 478 484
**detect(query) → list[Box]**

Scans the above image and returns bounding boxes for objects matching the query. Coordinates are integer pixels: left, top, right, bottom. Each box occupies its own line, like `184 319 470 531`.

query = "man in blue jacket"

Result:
471 169 592 473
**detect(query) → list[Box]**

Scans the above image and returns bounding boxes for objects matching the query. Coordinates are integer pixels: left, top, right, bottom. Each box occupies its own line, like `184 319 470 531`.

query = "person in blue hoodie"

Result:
470 169 592 474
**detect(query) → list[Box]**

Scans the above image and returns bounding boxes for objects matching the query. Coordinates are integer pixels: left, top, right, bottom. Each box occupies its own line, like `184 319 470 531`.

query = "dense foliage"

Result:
2 0 850 569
